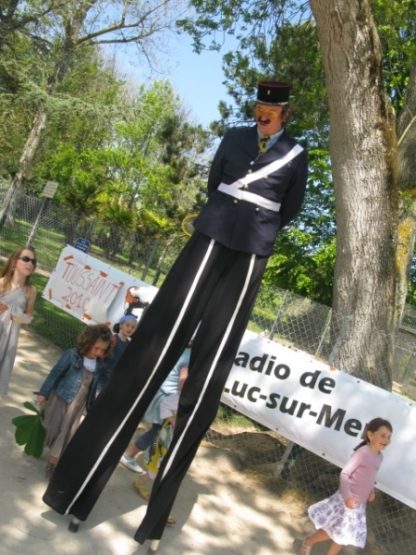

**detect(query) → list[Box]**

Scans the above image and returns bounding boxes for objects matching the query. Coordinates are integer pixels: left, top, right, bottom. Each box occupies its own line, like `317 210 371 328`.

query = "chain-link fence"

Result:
1 189 415 553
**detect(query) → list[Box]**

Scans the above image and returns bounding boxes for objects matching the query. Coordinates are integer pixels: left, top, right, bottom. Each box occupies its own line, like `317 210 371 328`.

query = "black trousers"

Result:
43 232 268 542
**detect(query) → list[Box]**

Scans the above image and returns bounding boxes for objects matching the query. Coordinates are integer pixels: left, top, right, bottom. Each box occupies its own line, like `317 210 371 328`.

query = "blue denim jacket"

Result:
37 347 110 404
86 335 129 409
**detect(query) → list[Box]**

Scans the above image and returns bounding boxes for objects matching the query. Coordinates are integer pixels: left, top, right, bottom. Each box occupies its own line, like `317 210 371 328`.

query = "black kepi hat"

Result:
257 81 291 105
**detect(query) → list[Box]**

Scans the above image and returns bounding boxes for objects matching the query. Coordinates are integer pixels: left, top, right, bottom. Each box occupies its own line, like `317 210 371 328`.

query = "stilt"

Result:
68 516 80 533
148 539 160 553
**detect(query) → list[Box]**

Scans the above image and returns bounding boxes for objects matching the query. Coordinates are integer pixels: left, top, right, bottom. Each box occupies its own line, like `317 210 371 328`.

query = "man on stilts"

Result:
43 80 308 553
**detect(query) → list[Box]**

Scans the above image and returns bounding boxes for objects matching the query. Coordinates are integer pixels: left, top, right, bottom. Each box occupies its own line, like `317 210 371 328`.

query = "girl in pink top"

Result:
301 417 392 555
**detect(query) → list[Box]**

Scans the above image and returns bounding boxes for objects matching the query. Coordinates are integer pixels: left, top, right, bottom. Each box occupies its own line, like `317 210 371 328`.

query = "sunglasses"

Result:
19 255 37 265
255 105 282 120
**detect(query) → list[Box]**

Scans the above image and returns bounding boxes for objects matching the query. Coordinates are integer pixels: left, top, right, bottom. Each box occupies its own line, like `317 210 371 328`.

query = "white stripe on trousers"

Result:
161 253 256 479
64 239 216 514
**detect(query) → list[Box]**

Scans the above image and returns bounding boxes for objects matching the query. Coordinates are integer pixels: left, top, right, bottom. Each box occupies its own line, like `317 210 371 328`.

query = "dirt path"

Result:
0 329 333 555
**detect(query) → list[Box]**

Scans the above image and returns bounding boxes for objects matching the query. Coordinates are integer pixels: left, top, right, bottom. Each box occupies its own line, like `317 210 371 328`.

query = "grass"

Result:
31 273 85 350
215 404 265 431
0 218 67 272
1 214 179 289
0 220 33 252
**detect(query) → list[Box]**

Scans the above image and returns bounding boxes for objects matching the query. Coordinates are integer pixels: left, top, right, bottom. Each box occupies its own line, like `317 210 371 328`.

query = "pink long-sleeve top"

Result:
339 445 383 504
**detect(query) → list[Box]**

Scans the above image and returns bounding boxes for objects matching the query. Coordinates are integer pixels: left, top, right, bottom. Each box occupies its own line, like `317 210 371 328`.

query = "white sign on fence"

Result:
222 330 416 511
42 245 158 325
41 180 59 198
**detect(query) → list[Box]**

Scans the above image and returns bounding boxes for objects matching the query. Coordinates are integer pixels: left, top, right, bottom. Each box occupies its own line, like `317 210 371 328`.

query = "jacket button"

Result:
233 199 238 205
255 207 260 213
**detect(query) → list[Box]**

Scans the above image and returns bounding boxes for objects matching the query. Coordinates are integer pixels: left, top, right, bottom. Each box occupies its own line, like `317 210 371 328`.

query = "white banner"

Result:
42 245 158 325
222 330 416 511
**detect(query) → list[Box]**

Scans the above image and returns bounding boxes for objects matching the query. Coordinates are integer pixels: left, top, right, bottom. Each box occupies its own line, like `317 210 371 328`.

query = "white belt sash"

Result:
217 143 304 213
218 183 281 212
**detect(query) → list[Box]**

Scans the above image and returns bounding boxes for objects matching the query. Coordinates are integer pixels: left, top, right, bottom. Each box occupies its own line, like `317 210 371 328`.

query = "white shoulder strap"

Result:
236 144 304 188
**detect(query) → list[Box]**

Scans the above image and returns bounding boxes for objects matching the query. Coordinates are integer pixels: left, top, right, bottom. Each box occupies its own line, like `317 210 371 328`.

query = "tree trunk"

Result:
0 109 47 226
310 0 398 389
1 6 88 223
395 63 416 326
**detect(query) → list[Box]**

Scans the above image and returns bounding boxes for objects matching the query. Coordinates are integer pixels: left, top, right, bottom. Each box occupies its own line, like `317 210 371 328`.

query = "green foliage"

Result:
12 401 46 458
371 0 416 112
183 0 413 127
40 146 109 212
93 81 209 238
31 273 85 349
265 231 336 306
28 61 210 237
1 0 205 230
0 30 50 172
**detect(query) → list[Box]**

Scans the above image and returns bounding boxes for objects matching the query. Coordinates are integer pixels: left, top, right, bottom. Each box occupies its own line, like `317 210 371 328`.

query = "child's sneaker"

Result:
120 454 145 473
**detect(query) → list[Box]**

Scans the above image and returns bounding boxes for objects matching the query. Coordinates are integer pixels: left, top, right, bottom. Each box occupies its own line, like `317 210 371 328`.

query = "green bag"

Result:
12 401 46 458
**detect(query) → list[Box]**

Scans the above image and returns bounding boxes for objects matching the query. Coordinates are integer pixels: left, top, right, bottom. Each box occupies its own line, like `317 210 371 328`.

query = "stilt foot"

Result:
68 516 80 533
148 539 160 553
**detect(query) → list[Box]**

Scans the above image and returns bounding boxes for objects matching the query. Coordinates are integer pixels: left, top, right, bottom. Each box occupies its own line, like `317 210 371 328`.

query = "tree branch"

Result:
75 0 173 47
0 1 66 31
397 63 416 147
398 113 416 147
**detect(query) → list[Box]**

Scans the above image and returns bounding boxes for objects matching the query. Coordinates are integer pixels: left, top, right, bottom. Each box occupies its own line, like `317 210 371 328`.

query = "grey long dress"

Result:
0 287 28 394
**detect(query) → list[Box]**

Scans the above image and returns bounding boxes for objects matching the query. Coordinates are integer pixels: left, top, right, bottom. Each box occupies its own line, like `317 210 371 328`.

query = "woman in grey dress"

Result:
0 247 37 395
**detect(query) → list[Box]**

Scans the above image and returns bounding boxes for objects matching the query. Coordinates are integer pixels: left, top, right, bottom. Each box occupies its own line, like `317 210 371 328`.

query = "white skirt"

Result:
308 491 367 548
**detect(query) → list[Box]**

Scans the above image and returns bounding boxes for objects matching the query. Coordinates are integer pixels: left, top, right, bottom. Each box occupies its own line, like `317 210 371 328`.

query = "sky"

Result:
164 36 231 127
112 33 233 128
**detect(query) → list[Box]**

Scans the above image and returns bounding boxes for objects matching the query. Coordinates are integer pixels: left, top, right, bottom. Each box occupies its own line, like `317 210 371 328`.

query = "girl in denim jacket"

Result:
36 324 112 479
87 315 138 410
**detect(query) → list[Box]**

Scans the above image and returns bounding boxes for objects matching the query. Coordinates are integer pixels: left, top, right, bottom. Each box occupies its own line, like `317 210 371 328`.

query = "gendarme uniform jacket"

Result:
194 125 308 256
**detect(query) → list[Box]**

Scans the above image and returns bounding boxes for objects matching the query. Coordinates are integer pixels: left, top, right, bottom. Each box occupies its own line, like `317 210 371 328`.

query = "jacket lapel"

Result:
241 125 259 159
263 130 291 160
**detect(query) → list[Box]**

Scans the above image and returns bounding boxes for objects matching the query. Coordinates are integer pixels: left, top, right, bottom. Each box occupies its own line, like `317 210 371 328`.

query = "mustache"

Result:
257 116 272 125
